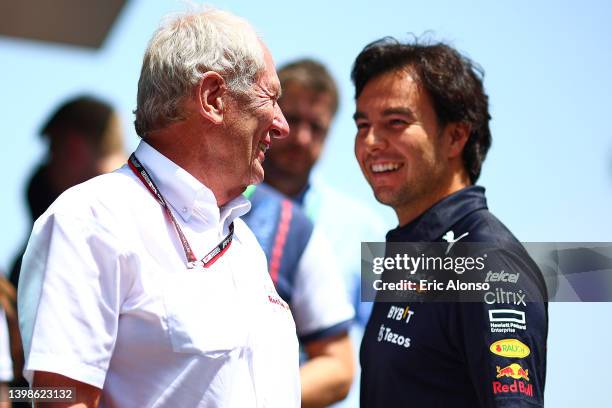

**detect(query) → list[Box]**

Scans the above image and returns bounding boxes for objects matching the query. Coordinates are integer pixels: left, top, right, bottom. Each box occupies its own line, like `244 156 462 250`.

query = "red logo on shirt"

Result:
492 380 533 397
268 294 289 311
496 363 530 381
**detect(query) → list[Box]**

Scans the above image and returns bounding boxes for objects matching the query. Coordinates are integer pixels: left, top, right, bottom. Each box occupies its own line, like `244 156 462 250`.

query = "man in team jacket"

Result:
352 38 548 407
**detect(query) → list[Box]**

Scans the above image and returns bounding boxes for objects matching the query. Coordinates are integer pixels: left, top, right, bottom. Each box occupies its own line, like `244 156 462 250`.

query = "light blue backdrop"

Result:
1 0 610 405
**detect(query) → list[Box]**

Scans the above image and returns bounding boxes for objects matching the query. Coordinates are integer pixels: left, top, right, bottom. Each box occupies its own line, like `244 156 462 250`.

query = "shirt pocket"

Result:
161 267 247 357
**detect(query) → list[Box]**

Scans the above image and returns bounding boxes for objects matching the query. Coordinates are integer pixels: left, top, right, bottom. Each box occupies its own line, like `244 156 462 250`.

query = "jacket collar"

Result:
386 186 488 242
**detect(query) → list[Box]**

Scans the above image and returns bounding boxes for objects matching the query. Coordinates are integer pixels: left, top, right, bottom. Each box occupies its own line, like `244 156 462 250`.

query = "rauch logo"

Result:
489 339 530 358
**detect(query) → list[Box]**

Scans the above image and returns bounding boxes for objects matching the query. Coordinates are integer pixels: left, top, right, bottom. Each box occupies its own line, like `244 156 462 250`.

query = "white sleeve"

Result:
0 309 12 382
18 212 132 388
290 227 354 342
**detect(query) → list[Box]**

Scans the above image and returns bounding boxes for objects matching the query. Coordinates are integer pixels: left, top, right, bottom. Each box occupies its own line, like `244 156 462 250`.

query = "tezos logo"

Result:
377 324 411 349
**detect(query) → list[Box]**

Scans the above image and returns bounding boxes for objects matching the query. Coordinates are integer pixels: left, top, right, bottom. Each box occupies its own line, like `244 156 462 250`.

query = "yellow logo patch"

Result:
489 339 530 358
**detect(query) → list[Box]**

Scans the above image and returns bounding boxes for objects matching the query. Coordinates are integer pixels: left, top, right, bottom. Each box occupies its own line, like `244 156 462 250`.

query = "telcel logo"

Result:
496 363 530 381
489 339 530 358
485 270 519 283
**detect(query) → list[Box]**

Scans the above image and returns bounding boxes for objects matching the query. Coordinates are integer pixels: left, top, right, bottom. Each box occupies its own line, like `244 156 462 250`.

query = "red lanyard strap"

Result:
128 153 234 269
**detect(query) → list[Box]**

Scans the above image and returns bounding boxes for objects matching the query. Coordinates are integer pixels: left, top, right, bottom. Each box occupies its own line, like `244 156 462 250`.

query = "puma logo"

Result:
442 230 469 254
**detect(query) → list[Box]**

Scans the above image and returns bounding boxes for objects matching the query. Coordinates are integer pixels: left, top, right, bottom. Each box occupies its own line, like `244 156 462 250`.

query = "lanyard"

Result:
128 153 234 269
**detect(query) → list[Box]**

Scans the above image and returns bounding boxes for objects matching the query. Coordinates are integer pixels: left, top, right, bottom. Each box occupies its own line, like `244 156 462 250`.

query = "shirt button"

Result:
181 207 188 213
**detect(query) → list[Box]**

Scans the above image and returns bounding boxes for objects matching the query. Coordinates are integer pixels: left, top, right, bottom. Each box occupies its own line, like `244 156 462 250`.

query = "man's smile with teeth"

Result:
371 162 402 173
258 141 270 153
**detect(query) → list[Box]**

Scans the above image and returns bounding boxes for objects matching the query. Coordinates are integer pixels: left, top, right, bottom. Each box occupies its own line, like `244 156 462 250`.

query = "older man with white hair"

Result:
18 7 298 408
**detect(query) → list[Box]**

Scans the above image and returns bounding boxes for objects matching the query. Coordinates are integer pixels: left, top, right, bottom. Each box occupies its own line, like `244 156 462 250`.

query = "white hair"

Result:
134 7 265 136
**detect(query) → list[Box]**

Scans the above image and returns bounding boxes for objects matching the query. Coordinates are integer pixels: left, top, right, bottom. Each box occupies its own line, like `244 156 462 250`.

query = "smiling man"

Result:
352 38 548 407
18 8 299 408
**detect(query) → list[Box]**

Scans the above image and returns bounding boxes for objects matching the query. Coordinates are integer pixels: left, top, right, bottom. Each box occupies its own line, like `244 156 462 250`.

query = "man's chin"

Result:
373 188 398 207
248 161 265 185
249 171 264 185
269 156 310 178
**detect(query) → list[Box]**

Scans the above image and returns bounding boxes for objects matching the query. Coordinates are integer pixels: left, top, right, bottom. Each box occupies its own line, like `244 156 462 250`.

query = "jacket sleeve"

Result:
458 247 548 407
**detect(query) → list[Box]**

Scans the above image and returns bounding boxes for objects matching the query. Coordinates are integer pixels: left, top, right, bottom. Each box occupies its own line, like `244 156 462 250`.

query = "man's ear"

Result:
445 122 471 159
196 71 227 125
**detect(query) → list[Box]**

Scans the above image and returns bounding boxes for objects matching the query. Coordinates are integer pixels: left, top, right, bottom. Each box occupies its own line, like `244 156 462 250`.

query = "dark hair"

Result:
278 58 339 115
40 95 121 156
351 37 491 183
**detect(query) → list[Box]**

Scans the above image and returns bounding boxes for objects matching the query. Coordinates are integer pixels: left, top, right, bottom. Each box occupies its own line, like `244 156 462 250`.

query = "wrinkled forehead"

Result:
257 41 282 94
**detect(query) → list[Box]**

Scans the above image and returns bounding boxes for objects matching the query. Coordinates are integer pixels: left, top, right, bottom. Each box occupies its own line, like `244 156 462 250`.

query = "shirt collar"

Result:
292 181 312 205
133 141 251 231
386 186 488 242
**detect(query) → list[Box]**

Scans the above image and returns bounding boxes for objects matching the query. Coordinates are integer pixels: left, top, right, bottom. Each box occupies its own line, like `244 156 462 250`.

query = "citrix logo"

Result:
484 288 526 306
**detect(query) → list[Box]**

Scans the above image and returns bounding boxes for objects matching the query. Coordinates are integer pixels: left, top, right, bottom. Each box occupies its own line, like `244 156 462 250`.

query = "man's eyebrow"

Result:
273 82 282 99
353 107 416 121
353 111 367 121
381 107 415 118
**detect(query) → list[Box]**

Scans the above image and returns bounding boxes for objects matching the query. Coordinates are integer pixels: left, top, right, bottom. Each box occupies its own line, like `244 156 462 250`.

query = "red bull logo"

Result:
492 380 533 397
496 363 530 381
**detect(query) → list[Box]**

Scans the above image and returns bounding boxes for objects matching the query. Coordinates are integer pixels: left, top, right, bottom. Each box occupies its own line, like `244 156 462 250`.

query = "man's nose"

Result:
270 104 290 139
293 121 313 146
363 127 386 151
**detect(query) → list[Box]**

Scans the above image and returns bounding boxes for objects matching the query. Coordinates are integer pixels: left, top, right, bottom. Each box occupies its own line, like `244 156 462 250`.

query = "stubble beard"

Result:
371 163 445 217
373 183 416 211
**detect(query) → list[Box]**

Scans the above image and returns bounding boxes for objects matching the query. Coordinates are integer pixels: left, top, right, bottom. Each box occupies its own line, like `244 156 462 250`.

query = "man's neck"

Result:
144 126 236 207
396 171 471 227
264 171 309 198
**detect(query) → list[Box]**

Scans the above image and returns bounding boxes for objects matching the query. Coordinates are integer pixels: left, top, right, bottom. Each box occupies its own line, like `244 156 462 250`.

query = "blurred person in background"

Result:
243 182 355 407
18 7 299 407
9 94 126 289
260 58 387 407
7 95 126 397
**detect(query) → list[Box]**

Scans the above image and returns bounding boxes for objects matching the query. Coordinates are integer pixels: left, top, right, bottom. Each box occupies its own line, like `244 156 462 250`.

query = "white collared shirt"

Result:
18 141 300 407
